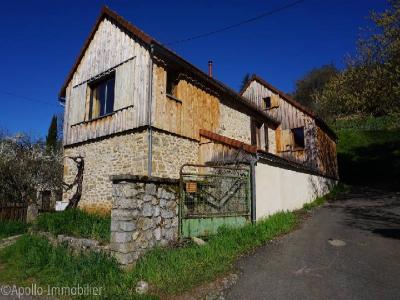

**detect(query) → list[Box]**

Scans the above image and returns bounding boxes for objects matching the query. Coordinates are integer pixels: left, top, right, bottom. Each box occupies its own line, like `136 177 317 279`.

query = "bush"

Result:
34 209 111 243
0 220 29 239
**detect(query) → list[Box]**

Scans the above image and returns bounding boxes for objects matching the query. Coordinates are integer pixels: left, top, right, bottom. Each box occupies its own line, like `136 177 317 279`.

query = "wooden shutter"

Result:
69 83 87 124
271 94 280 108
114 59 135 111
281 129 293 151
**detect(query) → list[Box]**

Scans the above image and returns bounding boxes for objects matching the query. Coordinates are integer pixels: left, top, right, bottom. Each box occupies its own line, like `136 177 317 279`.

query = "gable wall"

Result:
64 18 151 146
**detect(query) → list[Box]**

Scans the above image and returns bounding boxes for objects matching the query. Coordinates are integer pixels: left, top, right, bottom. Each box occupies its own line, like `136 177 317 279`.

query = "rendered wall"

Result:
255 161 337 220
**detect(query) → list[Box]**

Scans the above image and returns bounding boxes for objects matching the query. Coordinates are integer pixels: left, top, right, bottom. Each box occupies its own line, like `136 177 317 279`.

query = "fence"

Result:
0 202 28 222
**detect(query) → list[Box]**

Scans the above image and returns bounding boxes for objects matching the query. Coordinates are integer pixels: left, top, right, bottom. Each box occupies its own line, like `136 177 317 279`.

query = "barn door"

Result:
179 164 251 238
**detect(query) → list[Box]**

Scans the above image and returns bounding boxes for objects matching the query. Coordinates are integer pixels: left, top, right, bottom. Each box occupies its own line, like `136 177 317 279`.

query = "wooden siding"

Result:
64 18 151 145
316 127 339 178
152 64 220 141
242 80 311 130
243 80 338 177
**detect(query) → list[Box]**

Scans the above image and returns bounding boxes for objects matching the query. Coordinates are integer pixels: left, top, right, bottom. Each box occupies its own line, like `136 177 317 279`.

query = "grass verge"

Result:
0 220 29 240
34 209 111 243
0 211 297 298
302 183 347 211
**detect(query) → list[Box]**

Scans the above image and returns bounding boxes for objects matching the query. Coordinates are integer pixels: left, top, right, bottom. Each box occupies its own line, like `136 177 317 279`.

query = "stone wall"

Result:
218 103 252 144
151 130 199 179
110 175 179 266
63 131 149 214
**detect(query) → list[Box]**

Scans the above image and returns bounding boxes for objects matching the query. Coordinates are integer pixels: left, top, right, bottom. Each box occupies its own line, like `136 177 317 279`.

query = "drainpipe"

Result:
147 44 154 177
250 156 257 224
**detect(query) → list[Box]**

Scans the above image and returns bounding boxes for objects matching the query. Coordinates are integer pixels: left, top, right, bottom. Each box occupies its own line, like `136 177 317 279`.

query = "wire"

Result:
165 0 306 46
0 89 59 107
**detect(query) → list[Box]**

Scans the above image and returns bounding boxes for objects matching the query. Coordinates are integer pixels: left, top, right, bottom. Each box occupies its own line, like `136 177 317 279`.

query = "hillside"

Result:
333 115 400 191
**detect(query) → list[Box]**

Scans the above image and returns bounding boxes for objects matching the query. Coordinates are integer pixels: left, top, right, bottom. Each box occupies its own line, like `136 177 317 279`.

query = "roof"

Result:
58 6 279 127
240 75 337 140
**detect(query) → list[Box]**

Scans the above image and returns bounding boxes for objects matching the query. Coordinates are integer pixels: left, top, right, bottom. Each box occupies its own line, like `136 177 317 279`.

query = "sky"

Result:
0 0 388 138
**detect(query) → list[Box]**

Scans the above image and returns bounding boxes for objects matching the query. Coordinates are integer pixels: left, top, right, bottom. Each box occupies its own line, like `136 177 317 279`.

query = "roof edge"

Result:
58 6 153 100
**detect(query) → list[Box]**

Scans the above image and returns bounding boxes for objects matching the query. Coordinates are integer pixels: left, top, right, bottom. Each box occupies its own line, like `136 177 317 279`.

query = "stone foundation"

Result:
110 175 179 266
151 130 199 179
63 131 149 214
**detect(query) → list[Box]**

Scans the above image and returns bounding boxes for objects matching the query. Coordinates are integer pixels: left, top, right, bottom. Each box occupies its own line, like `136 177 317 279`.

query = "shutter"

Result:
69 83 87 124
114 59 135 111
281 129 293 151
271 94 280 108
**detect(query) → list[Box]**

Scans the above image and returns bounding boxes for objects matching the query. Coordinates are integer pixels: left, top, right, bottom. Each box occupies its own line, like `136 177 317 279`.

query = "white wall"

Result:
255 161 337 220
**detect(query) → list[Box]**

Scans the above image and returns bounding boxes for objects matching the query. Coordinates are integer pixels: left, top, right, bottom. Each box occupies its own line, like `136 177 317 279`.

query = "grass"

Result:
302 183 347 211
334 118 400 190
128 211 297 294
0 211 297 298
0 220 29 239
34 209 111 243
0 234 153 300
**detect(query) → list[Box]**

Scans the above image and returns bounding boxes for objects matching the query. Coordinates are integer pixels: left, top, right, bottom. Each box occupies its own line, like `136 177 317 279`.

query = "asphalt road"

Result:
227 187 400 300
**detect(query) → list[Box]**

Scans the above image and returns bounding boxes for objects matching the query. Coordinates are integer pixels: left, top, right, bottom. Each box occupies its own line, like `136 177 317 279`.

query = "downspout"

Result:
250 155 257 224
147 44 154 177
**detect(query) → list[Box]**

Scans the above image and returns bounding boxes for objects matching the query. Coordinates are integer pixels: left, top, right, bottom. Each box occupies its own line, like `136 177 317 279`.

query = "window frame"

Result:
291 126 305 149
87 71 116 121
262 96 272 110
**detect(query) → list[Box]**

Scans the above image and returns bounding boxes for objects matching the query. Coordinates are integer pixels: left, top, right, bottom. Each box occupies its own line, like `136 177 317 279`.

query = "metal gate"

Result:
179 164 251 237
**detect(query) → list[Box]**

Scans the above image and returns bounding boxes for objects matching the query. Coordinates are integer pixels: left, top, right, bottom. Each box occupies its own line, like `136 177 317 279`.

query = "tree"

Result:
46 115 58 152
315 0 400 119
240 73 251 91
292 64 338 111
0 133 63 205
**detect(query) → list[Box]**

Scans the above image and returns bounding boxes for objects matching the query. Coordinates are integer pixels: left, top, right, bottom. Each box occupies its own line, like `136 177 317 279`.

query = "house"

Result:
60 6 338 220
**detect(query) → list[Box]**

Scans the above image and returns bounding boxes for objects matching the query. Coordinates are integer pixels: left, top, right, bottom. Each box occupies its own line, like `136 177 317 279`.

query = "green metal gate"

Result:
179 164 251 238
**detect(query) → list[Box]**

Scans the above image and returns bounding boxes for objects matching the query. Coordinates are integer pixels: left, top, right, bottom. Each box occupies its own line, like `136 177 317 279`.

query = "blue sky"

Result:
0 0 388 138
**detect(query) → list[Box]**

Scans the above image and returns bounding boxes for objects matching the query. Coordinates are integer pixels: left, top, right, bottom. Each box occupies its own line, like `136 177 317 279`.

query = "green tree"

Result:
315 0 400 119
292 64 338 111
46 115 58 152
240 73 251 91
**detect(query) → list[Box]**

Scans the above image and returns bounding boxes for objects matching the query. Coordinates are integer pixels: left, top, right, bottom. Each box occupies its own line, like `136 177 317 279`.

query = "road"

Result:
227 187 400 300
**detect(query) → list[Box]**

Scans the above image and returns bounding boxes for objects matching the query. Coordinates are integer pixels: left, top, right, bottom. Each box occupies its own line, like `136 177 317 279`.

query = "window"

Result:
166 70 178 97
262 97 271 110
291 127 305 148
88 72 115 119
251 119 269 151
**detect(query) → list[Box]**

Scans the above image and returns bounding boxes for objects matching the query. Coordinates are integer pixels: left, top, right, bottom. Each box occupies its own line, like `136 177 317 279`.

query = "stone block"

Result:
119 222 136 232
154 227 161 241
112 242 135 254
111 209 138 221
161 209 175 219
142 203 153 217
137 217 154 230
111 232 132 243
145 183 157 195
112 252 135 266
143 194 155 203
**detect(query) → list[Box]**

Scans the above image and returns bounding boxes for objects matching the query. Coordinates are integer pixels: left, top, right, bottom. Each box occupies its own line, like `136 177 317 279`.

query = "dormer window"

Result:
88 72 115 120
262 97 272 110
